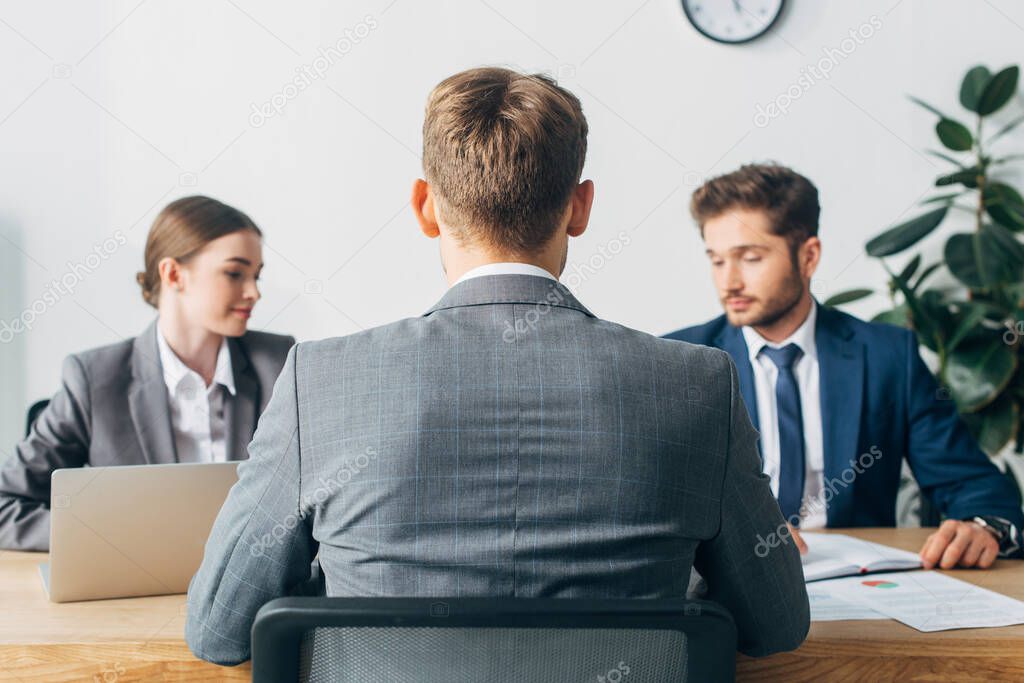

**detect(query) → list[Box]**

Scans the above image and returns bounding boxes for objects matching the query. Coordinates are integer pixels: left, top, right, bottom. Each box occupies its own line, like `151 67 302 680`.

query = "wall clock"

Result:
681 0 785 44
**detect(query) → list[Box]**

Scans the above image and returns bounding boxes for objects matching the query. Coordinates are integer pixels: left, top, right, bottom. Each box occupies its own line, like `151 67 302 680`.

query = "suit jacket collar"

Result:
129 320 258 463
128 320 176 464
424 274 595 318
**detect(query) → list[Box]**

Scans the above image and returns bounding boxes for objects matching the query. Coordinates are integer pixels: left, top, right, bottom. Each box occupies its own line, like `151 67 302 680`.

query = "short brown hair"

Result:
690 163 820 250
422 67 588 254
136 196 261 307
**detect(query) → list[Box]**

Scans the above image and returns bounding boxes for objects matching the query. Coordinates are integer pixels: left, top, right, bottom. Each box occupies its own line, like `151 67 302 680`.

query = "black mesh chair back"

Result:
251 597 736 683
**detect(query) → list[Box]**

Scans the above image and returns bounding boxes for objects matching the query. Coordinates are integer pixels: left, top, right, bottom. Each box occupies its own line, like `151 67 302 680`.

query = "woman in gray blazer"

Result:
0 196 295 550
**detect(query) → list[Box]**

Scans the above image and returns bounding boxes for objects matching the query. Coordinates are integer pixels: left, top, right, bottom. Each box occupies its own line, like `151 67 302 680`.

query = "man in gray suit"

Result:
186 67 809 666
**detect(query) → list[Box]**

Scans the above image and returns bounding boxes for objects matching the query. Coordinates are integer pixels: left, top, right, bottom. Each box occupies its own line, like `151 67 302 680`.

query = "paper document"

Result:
800 532 922 582
807 584 885 621
820 570 1024 632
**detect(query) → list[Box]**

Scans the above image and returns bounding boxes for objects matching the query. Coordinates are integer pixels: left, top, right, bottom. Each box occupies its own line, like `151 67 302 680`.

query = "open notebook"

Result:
800 532 923 582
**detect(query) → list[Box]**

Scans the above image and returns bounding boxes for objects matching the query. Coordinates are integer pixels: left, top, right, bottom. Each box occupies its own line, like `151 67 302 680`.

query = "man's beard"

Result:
725 268 805 329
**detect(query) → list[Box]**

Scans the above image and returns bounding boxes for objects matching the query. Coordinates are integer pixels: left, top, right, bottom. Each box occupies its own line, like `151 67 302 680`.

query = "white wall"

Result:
2 0 1023 453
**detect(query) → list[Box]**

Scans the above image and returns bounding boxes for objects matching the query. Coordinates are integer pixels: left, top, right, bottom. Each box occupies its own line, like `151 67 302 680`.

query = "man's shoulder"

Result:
292 317 426 366
588 318 737 395
662 313 731 347
292 312 732 377
817 304 916 350
593 316 734 361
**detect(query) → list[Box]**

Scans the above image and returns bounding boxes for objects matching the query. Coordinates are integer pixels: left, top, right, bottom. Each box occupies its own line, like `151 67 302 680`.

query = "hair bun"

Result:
135 271 155 305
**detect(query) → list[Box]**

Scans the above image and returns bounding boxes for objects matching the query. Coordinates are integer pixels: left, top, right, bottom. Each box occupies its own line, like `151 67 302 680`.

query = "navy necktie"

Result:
760 344 805 525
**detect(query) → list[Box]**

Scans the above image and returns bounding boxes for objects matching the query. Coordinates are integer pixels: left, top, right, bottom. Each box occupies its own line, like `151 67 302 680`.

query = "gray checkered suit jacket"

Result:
186 274 809 665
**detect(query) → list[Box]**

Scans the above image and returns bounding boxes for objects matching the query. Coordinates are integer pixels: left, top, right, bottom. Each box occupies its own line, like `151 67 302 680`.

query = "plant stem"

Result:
976 115 985 231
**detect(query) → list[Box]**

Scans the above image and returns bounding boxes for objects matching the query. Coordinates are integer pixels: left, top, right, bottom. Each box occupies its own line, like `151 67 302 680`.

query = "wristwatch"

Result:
969 516 1022 558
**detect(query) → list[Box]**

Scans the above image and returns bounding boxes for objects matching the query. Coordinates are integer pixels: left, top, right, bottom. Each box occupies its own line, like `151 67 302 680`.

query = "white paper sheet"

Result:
820 570 1024 632
807 584 885 621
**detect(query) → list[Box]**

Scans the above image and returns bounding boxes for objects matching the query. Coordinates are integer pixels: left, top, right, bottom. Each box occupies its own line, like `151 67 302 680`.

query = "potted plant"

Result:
828 64 1024 470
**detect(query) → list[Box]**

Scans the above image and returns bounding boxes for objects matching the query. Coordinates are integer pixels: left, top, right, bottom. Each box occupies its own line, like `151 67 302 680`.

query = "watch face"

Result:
682 0 785 44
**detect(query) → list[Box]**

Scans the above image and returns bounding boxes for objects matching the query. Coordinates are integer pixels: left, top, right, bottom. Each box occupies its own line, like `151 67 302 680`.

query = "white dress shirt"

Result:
156 329 236 463
453 262 557 285
741 301 827 529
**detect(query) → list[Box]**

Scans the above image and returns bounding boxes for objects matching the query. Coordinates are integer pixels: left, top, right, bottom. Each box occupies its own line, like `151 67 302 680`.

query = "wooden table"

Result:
737 527 1024 682
0 550 250 681
1 528 1021 681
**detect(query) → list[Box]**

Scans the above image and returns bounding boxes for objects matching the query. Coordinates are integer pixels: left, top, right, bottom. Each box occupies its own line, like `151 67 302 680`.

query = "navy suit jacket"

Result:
664 304 1024 530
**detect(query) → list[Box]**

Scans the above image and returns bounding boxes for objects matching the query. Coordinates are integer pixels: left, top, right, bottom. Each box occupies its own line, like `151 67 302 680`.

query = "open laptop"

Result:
41 461 239 603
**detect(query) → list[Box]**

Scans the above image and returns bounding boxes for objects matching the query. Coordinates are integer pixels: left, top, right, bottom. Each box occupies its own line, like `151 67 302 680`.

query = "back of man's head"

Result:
422 67 588 255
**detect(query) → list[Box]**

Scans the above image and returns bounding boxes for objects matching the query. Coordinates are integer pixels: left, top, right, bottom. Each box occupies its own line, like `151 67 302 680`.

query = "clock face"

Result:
682 0 785 44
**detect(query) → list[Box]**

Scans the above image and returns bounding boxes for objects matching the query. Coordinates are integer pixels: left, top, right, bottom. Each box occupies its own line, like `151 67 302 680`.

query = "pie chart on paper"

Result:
862 579 899 589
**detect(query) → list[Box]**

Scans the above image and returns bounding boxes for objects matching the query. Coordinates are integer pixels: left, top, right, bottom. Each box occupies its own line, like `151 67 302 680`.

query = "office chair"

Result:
25 399 49 437
251 597 736 683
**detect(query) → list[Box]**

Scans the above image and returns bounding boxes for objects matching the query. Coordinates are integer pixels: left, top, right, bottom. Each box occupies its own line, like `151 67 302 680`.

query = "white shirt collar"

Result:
453 262 557 286
741 299 818 362
156 326 236 397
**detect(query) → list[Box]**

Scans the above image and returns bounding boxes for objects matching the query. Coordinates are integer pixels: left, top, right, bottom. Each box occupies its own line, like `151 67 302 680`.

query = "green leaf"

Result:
936 167 981 188
960 65 992 112
986 221 1024 261
871 305 910 328
961 393 1018 453
824 288 873 307
866 206 949 257
898 254 922 281
946 302 989 352
985 182 1024 231
913 262 942 292
992 153 1024 166
887 264 940 350
944 336 1017 411
908 95 947 119
988 114 1024 145
977 65 1020 116
936 118 974 151
926 150 967 167
922 192 966 205
919 289 955 336
944 223 1024 289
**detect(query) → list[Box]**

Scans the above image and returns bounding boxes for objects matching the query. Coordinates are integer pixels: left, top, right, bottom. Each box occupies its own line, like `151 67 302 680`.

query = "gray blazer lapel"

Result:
128 320 177 464
225 337 258 462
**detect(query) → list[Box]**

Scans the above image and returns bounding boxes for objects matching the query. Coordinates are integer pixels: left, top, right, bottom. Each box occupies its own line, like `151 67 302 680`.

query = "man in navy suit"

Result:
665 163 1023 569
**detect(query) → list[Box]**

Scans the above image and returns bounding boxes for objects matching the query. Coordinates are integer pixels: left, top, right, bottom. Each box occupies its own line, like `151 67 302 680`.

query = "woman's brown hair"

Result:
136 195 261 308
